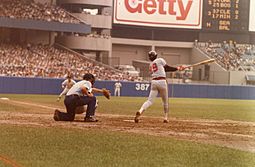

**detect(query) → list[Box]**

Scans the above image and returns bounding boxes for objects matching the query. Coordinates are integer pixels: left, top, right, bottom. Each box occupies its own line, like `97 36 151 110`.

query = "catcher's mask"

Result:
148 50 157 61
83 73 95 85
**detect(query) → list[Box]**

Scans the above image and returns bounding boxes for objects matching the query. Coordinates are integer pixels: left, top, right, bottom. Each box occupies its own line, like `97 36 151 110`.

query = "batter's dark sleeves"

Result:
164 65 178 72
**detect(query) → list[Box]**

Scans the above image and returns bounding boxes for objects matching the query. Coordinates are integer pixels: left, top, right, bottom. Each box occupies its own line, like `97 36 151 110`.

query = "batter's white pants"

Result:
139 80 169 113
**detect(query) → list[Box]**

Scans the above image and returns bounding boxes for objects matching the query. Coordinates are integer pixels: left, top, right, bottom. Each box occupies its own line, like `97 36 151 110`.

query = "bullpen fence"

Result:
0 76 255 100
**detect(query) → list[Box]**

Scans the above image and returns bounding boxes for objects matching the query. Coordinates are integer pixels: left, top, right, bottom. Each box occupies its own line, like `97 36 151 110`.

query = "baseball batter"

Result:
57 75 76 101
135 51 184 123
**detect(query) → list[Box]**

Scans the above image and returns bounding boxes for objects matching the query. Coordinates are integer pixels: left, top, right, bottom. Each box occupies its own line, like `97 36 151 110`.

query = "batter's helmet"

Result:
148 50 157 61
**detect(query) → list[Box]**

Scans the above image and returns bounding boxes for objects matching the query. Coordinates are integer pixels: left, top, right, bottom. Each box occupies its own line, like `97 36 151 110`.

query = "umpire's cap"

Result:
83 73 95 84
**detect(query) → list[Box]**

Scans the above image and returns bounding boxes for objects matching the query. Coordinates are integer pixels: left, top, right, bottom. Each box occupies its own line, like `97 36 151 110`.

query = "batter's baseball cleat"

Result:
53 109 61 121
134 112 141 123
84 117 98 122
163 119 169 123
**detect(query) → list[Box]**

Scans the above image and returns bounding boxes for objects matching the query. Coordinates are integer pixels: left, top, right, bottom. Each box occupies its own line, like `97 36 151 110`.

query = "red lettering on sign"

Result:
168 0 176 15
177 0 193 20
144 0 157 14
124 0 193 20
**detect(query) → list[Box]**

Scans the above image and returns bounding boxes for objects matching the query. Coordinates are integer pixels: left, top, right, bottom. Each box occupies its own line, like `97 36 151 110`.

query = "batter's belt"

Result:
152 77 166 80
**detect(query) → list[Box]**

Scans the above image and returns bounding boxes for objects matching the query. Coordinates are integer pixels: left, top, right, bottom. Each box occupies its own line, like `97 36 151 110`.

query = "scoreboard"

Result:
203 0 250 32
113 0 252 33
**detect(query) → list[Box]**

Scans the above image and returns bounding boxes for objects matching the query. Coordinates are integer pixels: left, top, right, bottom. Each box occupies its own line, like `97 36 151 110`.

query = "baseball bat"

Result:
185 59 215 69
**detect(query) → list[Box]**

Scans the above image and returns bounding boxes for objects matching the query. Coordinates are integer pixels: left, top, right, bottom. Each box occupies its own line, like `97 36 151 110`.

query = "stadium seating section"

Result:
0 43 142 81
0 0 80 24
198 41 255 71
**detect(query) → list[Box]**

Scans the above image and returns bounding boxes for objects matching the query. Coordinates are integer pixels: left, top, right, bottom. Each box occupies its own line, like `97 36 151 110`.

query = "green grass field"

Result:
0 94 255 167
2 94 255 122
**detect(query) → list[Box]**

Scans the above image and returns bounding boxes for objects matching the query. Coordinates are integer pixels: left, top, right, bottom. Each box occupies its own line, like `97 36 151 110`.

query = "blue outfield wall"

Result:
0 76 255 99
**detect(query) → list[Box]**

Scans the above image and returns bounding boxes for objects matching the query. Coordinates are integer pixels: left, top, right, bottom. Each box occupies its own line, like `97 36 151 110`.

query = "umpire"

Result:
54 73 109 122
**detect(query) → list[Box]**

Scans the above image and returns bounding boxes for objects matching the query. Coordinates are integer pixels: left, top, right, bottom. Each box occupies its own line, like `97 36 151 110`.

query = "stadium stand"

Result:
0 0 253 85
0 0 91 34
0 42 142 81
0 0 80 24
198 41 255 71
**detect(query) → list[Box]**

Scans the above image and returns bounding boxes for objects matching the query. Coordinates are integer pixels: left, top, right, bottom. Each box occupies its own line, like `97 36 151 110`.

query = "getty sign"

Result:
114 0 203 29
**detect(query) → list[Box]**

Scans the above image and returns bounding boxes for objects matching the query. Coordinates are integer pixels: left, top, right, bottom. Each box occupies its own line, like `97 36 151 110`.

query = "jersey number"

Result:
151 63 158 72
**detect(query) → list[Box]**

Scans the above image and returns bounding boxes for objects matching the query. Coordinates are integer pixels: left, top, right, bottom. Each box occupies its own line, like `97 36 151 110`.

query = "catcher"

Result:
53 73 110 122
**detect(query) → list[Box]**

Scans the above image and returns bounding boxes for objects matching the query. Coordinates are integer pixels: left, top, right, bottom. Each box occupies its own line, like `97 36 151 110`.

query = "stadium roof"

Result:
0 17 91 34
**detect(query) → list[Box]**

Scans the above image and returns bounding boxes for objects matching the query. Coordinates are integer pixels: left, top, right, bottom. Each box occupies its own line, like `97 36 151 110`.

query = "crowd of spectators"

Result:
64 31 111 39
85 31 111 39
0 43 142 81
0 0 80 24
198 41 255 71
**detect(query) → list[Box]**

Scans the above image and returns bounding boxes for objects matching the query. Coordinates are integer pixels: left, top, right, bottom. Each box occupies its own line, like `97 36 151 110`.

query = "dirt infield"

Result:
1 100 255 153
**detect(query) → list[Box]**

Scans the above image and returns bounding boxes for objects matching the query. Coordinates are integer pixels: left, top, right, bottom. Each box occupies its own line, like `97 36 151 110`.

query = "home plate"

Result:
123 119 135 122
0 97 10 100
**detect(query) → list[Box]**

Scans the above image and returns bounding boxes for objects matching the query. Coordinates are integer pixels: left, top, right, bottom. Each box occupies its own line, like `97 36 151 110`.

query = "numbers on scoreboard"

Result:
203 0 249 32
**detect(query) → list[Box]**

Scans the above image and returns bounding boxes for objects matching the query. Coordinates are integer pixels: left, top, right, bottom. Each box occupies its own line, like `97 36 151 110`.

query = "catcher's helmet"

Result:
148 50 157 61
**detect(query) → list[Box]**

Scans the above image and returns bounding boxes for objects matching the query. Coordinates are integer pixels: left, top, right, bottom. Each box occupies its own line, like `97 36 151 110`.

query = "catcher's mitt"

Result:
102 88 111 99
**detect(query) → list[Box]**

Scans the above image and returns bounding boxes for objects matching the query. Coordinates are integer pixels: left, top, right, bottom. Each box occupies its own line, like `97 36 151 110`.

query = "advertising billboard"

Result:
250 0 255 31
113 0 203 29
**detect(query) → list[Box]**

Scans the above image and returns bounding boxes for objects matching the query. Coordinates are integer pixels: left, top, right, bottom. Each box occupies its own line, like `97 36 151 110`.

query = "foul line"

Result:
0 155 22 167
11 100 56 110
